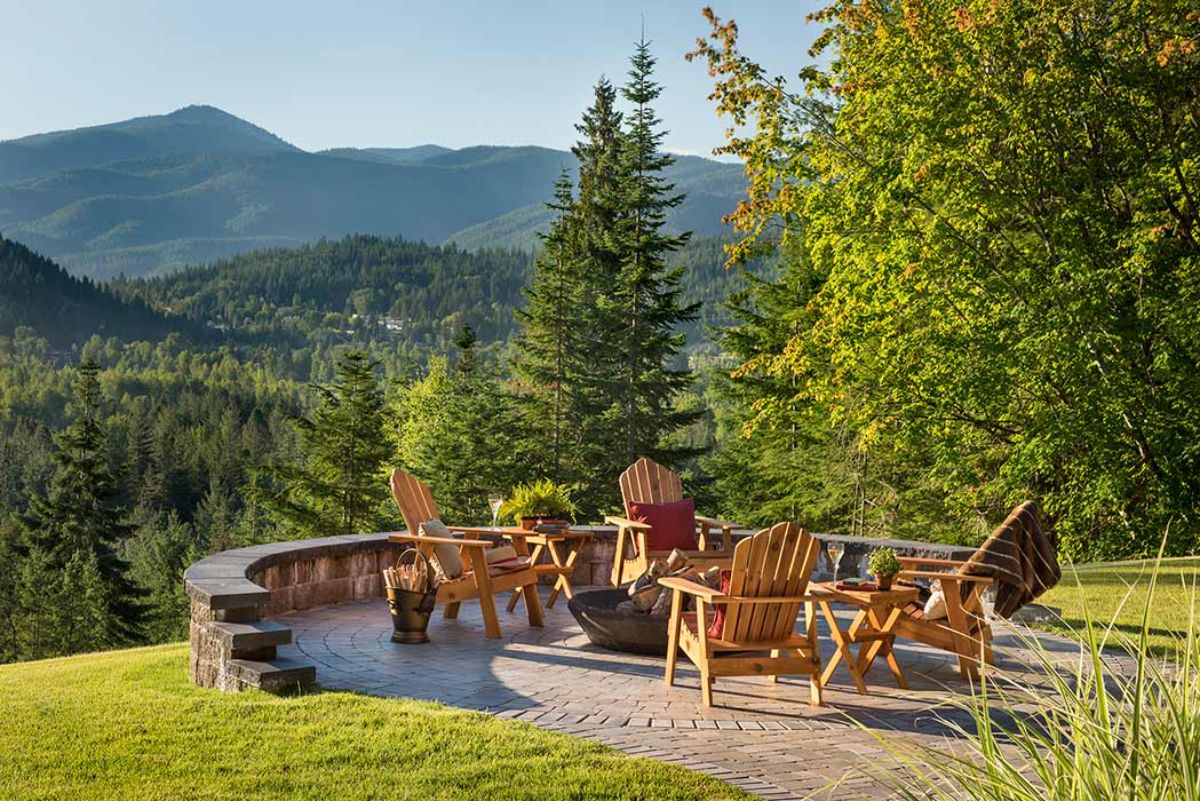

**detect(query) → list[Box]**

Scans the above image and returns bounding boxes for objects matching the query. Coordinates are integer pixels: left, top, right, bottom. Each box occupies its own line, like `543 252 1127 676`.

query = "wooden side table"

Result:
489 527 594 611
812 582 920 695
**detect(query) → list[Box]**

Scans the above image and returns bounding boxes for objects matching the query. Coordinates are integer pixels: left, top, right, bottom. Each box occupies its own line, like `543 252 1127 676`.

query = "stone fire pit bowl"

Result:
568 588 669 656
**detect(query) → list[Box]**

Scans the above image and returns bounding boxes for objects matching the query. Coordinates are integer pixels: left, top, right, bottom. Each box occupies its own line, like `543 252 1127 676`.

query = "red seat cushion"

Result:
627 497 698 552
707 571 732 639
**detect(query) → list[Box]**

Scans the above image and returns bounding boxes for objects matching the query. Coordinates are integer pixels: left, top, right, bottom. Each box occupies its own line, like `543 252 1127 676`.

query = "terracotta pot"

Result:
875 574 894 591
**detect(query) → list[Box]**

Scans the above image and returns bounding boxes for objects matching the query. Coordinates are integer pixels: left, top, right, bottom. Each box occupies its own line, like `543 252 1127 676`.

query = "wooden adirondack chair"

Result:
659 522 824 707
388 469 543 639
891 501 1059 680
891 557 994 679
605 457 737 587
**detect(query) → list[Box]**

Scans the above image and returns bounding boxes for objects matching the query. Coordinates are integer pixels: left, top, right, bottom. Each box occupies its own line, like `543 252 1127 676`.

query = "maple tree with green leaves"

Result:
693 1 1200 558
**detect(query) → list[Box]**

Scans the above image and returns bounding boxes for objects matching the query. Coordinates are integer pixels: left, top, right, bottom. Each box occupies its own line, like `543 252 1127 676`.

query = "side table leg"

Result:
545 539 573 608
820 602 869 695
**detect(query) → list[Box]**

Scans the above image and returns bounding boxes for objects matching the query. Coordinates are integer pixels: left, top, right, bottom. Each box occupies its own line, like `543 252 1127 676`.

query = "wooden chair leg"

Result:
522 578 544 628
807 647 823 707
468 549 502 639
700 665 714 707
769 649 781 683
508 542 545 613
443 602 461 620
696 599 714 706
664 589 682 686
944 587 980 679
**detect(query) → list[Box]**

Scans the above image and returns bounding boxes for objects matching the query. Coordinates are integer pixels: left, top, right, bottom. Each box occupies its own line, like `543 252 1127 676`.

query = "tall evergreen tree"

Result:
19 360 144 654
256 350 393 537
513 172 579 480
513 49 704 516
609 37 701 467
569 77 632 513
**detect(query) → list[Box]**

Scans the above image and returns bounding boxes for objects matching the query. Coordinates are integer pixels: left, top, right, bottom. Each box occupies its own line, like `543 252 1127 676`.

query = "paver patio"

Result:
279 588 1080 800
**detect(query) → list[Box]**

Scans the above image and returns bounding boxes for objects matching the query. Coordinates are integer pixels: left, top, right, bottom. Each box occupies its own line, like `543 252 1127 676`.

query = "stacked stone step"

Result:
187 574 316 693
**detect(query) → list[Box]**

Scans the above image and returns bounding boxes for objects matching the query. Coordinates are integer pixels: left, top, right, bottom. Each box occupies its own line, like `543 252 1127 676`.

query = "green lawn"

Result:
0 644 746 801
1036 557 1200 657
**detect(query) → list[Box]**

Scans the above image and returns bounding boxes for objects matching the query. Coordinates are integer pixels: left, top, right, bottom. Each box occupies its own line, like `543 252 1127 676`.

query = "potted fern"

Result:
501 479 578 530
867 547 902 590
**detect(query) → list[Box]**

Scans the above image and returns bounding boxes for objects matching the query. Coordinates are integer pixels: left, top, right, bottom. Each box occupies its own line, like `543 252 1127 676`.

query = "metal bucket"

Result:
386 549 437 644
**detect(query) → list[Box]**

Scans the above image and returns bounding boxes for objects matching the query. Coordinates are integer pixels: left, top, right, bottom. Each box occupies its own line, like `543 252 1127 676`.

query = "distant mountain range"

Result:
0 106 744 278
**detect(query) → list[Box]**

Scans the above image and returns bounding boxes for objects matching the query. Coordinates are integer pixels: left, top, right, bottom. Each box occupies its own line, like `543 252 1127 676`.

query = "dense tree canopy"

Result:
692 1 1200 557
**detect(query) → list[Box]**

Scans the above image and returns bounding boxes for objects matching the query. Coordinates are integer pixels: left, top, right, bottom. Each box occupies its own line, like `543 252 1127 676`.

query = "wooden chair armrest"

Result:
900 570 992 584
694 514 739 529
658 576 723 600
389 533 493 549
897 556 969 569
605 515 652 531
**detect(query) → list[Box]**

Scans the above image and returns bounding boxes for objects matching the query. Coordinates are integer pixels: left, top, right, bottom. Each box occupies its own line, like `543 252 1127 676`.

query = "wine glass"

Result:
826 541 845 582
487 493 504 528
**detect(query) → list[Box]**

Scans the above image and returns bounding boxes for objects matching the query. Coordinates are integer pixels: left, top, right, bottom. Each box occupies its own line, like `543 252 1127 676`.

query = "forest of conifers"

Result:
2 2 1198 664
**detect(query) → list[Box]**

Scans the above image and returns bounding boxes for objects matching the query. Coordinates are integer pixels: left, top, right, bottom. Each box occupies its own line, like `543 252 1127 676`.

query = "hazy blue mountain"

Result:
0 107 745 278
0 105 296 185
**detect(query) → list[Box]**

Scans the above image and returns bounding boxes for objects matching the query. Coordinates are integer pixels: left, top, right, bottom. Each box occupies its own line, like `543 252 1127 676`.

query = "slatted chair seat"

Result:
605 457 738 586
388 469 543 639
659 522 824 707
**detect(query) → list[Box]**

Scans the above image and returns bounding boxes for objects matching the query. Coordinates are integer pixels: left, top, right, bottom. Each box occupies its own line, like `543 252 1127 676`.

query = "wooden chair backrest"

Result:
721 522 819 644
619 457 684 508
390 468 440 534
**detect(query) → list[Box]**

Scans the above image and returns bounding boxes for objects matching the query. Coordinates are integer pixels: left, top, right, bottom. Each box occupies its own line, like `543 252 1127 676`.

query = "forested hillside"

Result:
107 233 752 356
0 236 180 347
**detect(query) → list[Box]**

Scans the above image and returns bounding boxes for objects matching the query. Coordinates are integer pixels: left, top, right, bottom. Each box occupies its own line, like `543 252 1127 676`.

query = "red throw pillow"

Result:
627 497 698 552
707 571 732 639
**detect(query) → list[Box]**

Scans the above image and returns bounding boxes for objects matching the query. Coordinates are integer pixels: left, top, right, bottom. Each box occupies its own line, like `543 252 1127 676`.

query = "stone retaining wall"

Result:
184 527 974 692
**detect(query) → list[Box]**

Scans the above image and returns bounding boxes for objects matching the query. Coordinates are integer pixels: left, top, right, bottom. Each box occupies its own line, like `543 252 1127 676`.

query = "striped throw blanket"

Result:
962 501 1061 618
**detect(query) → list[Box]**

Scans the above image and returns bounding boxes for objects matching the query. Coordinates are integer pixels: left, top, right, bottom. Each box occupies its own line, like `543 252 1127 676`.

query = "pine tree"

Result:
568 77 632 514
257 350 393 537
513 172 579 480
512 53 704 517
19 359 144 652
125 511 196 643
609 37 702 468
394 328 523 524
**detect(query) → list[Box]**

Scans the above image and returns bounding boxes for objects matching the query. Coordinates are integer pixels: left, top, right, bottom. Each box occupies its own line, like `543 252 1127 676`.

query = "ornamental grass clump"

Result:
878 554 1200 800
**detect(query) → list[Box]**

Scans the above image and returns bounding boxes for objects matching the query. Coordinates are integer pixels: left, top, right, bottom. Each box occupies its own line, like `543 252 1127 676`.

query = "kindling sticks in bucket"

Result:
384 548 438 644
385 547 430 592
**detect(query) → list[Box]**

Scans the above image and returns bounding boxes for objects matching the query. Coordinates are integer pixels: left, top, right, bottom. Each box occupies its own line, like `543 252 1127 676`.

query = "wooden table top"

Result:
446 525 595 541
811 581 920 606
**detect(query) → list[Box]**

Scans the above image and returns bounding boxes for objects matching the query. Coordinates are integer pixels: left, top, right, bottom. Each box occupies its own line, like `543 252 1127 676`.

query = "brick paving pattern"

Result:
279 591 1076 799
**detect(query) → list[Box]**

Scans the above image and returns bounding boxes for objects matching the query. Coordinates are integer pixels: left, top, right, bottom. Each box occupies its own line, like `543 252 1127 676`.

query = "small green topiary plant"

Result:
500 479 578 526
867 547 901 589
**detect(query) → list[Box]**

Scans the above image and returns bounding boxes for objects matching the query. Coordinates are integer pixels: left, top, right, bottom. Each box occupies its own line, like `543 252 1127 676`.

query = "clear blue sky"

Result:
0 0 824 156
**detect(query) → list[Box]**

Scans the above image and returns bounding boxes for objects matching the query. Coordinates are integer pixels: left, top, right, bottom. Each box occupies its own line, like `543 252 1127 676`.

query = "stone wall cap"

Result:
186 578 271 609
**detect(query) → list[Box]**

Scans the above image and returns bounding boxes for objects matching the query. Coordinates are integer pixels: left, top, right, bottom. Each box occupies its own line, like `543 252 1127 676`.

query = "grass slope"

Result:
0 644 745 801
1036 557 1199 657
